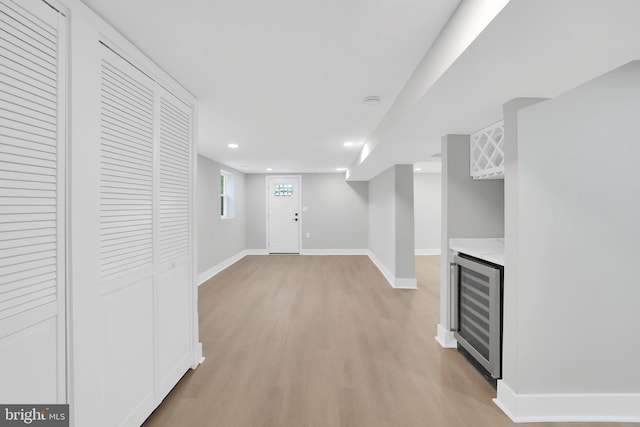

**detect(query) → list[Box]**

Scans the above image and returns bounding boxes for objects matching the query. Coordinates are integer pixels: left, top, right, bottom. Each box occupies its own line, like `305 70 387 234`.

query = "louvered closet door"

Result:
100 45 156 427
156 86 193 399
0 0 65 403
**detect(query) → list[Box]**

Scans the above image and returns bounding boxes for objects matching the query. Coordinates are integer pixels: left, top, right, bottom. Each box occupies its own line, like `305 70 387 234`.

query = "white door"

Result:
267 176 300 254
0 0 66 403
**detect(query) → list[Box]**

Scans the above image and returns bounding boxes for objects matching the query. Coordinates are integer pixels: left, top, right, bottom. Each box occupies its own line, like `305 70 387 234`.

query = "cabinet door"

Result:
99 44 156 427
156 86 193 399
0 0 65 403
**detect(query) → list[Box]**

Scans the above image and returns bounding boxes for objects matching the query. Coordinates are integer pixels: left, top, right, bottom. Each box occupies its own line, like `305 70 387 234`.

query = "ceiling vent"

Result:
362 96 381 106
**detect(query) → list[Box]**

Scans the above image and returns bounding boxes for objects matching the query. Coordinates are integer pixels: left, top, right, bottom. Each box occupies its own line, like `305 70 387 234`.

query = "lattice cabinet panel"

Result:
470 120 504 179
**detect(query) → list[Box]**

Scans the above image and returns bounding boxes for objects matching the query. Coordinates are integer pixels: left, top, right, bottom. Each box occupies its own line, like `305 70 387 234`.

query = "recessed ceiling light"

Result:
227 143 239 148
336 167 347 172
343 141 354 147
266 168 273 171
414 168 422 172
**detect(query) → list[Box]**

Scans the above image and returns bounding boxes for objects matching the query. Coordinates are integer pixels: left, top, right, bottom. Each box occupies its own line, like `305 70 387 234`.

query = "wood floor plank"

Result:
143 255 632 427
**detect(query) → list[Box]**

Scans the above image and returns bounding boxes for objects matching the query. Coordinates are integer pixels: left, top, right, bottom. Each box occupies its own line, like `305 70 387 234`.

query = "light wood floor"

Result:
143 255 630 427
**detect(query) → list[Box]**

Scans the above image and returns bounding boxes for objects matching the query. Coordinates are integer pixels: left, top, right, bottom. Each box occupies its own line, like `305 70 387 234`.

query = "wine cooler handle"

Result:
450 262 459 331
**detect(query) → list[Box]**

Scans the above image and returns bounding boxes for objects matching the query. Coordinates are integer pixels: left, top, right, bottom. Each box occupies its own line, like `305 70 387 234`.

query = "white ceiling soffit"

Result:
346 0 640 181
80 0 462 174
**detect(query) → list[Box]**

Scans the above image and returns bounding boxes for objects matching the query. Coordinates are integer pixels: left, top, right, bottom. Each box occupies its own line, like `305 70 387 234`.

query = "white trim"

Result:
192 343 204 369
245 249 269 256
435 323 457 348
393 278 418 289
415 248 442 255
300 249 369 255
366 251 417 290
198 251 246 286
494 381 640 423
367 251 395 287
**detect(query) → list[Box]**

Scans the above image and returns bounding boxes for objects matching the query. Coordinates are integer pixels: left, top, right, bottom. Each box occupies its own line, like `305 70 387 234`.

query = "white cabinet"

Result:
470 120 505 179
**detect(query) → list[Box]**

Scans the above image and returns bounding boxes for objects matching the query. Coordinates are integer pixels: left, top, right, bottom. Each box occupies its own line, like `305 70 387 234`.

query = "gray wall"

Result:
245 173 369 251
300 174 368 250
508 62 640 394
394 165 415 280
245 174 266 250
368 167 396 273
196 155 246 274
368 165 416 282
414 173 442 251
440 134 505 328
501 97 546 389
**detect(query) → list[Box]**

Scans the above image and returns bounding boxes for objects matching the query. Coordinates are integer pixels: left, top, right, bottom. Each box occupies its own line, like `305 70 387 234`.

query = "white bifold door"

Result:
0 0 66 403
99 44 194 426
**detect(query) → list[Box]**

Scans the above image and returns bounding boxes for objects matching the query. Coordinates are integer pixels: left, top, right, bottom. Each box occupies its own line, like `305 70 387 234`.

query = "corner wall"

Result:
496 61 640 422
368 165 416 288
196 155 246 282
414 173 442 254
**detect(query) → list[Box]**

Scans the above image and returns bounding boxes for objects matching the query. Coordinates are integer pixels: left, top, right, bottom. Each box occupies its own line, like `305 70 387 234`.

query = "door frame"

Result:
265 175 302 254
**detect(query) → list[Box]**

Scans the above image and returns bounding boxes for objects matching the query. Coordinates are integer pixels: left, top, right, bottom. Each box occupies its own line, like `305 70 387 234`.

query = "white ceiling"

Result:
347 0 640 180
80 0 640 180
81 0 461 174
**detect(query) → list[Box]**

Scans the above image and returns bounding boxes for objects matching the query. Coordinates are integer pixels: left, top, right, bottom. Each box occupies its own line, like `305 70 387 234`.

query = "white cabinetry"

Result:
470 120 505 179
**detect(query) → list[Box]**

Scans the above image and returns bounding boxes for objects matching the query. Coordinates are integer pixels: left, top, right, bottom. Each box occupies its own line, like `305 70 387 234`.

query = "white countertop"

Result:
449 238 505 266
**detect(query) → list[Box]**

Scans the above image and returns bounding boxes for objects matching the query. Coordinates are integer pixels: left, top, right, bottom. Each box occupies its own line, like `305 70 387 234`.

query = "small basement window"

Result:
220 170 234 219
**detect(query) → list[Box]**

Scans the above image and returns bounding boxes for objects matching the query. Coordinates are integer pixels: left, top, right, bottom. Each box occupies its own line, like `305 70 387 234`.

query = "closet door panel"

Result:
104 277 155 427
99 45 156 427
0 0 64 404
156 87 193 398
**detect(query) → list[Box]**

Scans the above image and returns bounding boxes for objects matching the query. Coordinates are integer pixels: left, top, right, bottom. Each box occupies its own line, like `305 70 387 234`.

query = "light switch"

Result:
302 206 308 212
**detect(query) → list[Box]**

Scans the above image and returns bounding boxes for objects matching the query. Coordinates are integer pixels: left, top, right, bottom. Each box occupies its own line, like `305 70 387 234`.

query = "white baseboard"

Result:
415 248 441 256
192 342 204 369
435 323 457 348
366 251 395 287
245 249 269 255
393 278 417 289
494 380 640 423
300 248 368 255
198 251 247 286
366 251 417 290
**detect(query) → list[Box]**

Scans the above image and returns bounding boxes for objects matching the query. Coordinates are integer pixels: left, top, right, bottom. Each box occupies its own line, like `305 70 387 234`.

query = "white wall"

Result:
496 62 640 422
197 155 246 275
414 173 441 253
504 62 640 402
244 173 368 252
